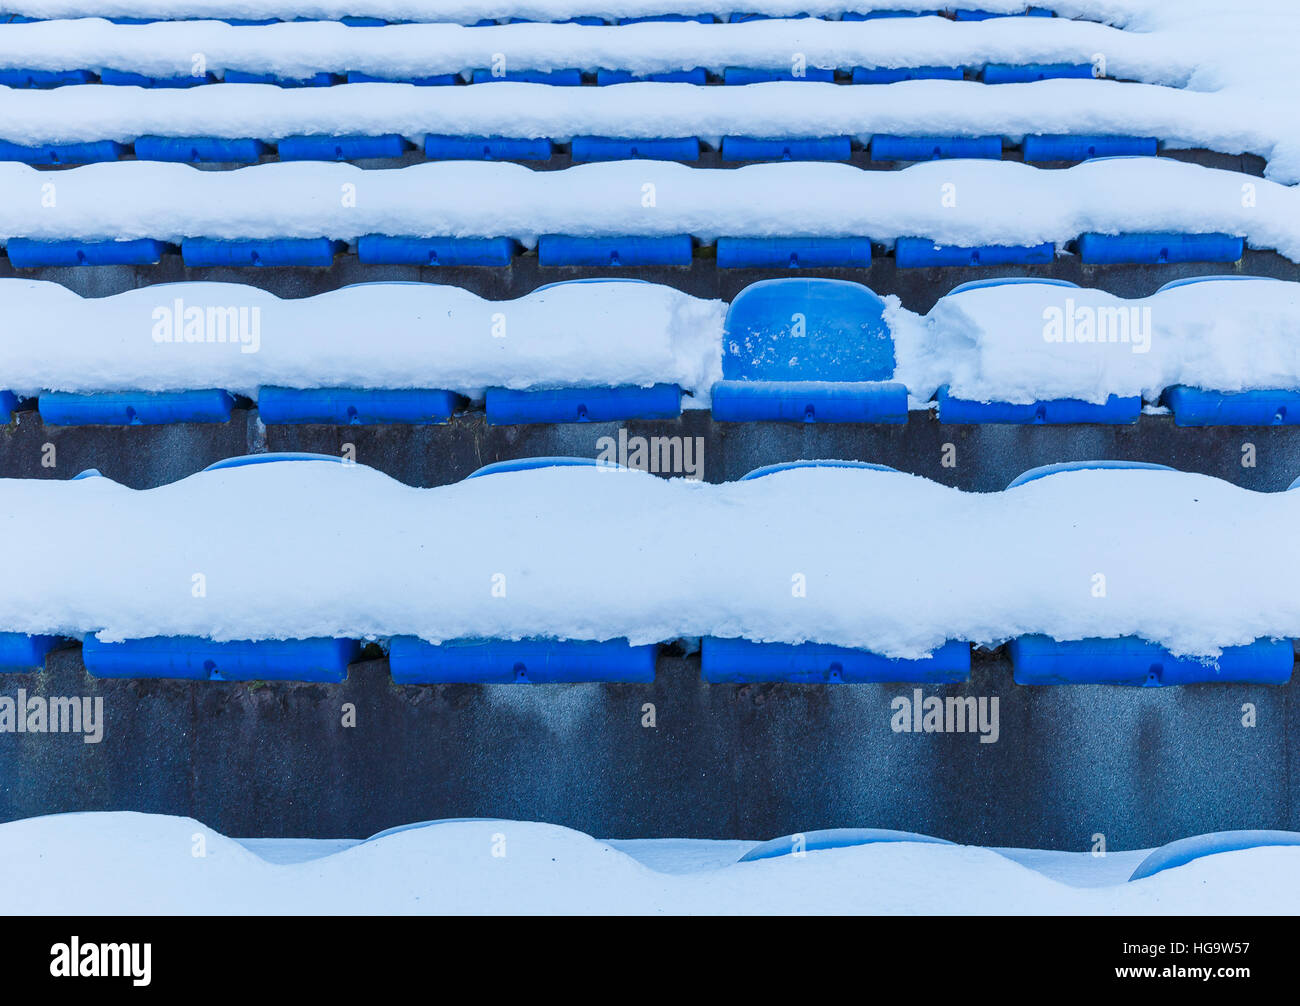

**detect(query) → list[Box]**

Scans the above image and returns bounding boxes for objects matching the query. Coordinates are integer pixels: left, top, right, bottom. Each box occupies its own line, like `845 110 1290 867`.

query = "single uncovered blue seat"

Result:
425 135 553 160
225 70 338 86
870 135 1001 160
1129 831 1300 881
470 69 583 85
720 136 851 161
739 828 953 863
937 388 1141 424
346 71 459 85
485 384 682 424
134 136 267 163
0 632 60 672
1022 135 1157 161
277 134 406 160
83 635 361 682
6 239 167 268
852 65 963 83
181 238 343 267
356 235 517 266
1155 274 1274 293
953 7 1053 18
1163 387 1300 426
596 68 709 85
39 390 235 425
711 278 908 422
843 10 942 19
571 136 700 161
1077 232 1244 264
1006 459 1174 488
945 276 1079 295
895 237 1054 267
716 237 872 268
724 66 835 84
0 68 94 88
982 62 1093 83
1009 635 1293 686
538 235 693 267
100 69 217 87
388 637 658 684
702 637 971 683
0 140 124 165
258 387 462 424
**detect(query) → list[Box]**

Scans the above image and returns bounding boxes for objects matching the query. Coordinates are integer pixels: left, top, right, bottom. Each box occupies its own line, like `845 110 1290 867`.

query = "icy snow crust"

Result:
3 276 1299 406
1 461 1294 658
2 811 1297 914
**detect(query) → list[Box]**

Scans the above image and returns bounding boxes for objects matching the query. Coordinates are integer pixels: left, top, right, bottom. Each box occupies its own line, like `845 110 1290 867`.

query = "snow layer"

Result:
1 157 1294 256
2 811 1297 914
1 460 1296 657
893 278 1300 404
0 279 724 398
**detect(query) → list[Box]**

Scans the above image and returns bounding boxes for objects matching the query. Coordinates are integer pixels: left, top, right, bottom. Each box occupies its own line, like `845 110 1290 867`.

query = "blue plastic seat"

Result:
720 136 851 161
0 632 59 672
982 63 1092 83
467 456 612 478
1129 831 1300 881
6 238 167 267
870 135 1001 160
843 10 942 18
702 637 970 683
100 69 216 87
134 136 266 163
740 828 952 862
356 235 517 266
0 140 124 165
954 7 1052 18
1022 135 1157 161
346 71 458 85
617 13 713 22
0 68 93 87
1010 635 1294 686
711 278 908 422
39 390 235 425
741 460 900 479
1006 459 1173 488
945 276 1079 295
571 136 699 161
181 238 343 267
851 66 963 83
83 635 360 682
388 637 658 683
425 135 552 160
716 237 872 268
538 235 693 267
203 452 349 471
895 237 1054 267
258 388 462 424
1156 274 1273 293
485 384 682 424
937 388 1140 424
470 69 583 85
596 68 709 84
1162 386 1300 426
277 134 406 160
1077 232 1244 264
225 70 338 86
0 390 17 417
724 66 835 84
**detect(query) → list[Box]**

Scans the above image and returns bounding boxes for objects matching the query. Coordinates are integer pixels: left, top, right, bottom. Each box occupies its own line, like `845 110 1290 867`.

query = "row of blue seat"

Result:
0 61 1098 88
0 455 1289 684
0 231 1243 270
0 133 1159 166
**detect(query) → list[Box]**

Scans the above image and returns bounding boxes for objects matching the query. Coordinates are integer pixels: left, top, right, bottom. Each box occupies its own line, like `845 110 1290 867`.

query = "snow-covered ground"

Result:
0 811 1293 913
1 460 1295 658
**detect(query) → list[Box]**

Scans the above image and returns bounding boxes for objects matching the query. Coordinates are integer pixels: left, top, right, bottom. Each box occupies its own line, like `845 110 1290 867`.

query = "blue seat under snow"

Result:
347 71 460 86
571 136 700 161
0 632 59 672
739 828 953 863
258 387 462 424
1022 134 1157 161
83 635 361 682
702 637 970 683
225 70 338 86
0 390 17 417
1162 386 1300 426
895 237 1054 267
870 135 1001 160
277 134 406 160
470 69 583 85
6 238 167 268
134 136 267 163
1010 635 1294 686
724 66 835 84
467 456 610 478
982 63 1093 83
1077 232 1244 264
720 136 850 161
937 388 1140 424
181 238 342 267
711 278 908 423
852 66 963 83
100 69 216 87
485 384 682 424
0 140 124 165
425 135 552 160
1129 831 1300 881
954 7 1053 19
716 237 872 268
1006 459 1173 488
596 68 709 85
0 68 93 88
538 235 693 267
203 452 349 472
388 637 658 684
356 235 517 266
39 390 235 425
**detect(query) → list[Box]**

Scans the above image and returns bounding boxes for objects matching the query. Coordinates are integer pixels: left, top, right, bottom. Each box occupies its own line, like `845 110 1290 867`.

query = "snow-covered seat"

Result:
711 278 908 421
895 236 1054 267
425 135 553 161
7 238 166 267
981 62 1092 83
38 390 235 425
1129 831 1300 881
1010 635 1294 686
388 636 658 683
83 635 361 682
1163 387 1300 426
739 828 953 862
